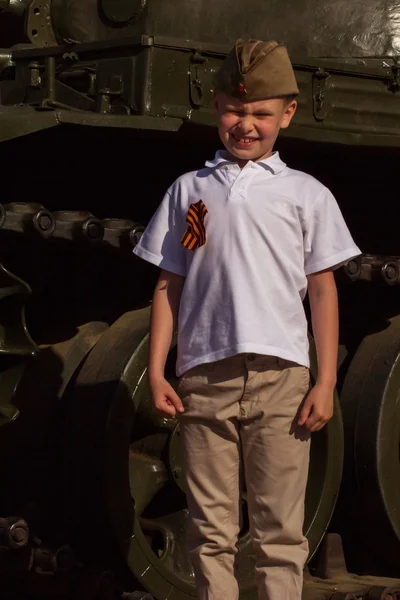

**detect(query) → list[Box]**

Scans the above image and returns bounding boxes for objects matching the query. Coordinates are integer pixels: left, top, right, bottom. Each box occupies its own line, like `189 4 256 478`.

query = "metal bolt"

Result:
347 260 359 275
130 226 144 248
381 262 398 285
37 215 51 231
33 209 56 237
86 223 101 239
82 218 104 241
385 265 397 280
0 518 29 549
9 522 29 546
29 64 41 88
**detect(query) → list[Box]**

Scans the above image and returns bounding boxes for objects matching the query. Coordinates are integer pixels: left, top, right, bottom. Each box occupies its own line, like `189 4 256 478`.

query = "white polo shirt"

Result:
133 150 361 376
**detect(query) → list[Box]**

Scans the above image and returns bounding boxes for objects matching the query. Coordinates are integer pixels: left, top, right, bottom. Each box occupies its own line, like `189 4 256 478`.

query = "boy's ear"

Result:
280 99 297 129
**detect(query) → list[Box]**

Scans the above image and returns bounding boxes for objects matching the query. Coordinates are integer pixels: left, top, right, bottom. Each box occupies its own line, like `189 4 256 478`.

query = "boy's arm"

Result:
298 269 338 432
148 269 186 418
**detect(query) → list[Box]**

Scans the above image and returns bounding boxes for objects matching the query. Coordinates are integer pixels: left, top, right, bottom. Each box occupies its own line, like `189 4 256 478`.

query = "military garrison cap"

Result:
213 39 299 101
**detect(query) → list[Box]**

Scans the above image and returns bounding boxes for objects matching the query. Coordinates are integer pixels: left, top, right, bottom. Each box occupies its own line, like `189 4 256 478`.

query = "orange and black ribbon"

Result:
181 200 208 250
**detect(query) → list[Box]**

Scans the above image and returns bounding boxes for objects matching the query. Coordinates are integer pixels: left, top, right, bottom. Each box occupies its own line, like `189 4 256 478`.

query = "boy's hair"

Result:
213 39 299 103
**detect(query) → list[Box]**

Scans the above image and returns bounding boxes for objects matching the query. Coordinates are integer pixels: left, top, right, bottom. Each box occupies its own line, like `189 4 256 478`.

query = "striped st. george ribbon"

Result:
181 200 208 250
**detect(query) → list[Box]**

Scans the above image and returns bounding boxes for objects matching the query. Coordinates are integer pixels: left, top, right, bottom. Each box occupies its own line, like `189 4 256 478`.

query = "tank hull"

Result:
0 2 399 599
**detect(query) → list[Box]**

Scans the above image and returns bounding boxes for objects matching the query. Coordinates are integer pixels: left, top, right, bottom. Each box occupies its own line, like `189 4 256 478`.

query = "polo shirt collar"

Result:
205 149 286 174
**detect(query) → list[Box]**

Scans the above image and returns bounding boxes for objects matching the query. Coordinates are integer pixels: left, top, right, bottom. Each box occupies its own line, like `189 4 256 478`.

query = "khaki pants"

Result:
178 353 311 600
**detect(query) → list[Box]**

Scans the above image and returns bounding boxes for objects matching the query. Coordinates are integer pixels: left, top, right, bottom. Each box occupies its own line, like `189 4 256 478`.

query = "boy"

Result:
133 39 361 600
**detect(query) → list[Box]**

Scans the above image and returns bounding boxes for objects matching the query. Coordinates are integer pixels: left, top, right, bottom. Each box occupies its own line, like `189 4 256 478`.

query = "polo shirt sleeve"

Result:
304 188 361 276
133 189 187 276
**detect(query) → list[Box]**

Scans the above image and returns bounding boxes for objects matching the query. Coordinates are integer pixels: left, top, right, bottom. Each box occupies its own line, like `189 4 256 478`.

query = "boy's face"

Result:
214 92 297 165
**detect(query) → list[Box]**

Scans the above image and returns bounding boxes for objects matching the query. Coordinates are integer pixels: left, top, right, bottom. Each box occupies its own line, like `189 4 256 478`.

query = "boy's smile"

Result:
231 133 260 148
214 92 297 166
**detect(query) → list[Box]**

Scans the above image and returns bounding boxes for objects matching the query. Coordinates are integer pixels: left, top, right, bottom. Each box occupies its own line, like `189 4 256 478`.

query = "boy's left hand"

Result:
298 383 334 432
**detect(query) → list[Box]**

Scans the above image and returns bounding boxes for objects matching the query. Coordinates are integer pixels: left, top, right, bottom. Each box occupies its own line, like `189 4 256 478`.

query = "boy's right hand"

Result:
149 376 184 418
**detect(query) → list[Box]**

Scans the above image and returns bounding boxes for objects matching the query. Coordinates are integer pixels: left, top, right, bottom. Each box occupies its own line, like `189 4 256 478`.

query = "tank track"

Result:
0 202 144 250
344 255 400 286
1 202 400 288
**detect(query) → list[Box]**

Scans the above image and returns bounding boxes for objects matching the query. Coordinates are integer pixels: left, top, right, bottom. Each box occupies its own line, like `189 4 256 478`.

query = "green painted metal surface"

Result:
0 1 399 146
0 41 398 146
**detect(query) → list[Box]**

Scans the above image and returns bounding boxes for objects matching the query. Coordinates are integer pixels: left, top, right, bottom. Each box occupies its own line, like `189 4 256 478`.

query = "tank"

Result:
0 2 399 599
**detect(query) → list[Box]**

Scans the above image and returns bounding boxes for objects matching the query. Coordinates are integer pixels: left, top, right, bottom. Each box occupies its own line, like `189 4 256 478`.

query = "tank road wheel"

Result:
338 315 400 572
63 313 343 599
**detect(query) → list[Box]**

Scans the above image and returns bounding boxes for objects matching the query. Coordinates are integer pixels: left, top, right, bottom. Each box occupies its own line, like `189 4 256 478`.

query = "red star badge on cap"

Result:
238 83 247 95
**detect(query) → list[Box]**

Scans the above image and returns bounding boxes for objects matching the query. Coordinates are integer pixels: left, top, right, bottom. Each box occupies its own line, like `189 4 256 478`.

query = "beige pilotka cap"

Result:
212 39 299 101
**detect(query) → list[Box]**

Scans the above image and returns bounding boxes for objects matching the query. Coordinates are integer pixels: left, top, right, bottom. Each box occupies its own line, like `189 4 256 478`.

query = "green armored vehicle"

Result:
0 1 399 599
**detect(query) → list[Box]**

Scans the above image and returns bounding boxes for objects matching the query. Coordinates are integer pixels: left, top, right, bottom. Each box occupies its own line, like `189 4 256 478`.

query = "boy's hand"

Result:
149 376 184 418
298 383 334 432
